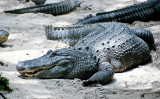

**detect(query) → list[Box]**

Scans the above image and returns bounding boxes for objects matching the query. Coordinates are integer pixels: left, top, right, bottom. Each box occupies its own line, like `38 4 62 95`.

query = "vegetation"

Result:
0 62 4 66
0 62 13 99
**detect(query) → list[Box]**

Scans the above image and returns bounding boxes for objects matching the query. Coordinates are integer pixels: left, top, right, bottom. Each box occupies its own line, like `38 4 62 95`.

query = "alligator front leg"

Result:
82 62 114 86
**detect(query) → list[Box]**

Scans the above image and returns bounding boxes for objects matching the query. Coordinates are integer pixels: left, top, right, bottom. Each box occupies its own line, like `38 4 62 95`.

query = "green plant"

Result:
0 62 4 66
0 74 13 99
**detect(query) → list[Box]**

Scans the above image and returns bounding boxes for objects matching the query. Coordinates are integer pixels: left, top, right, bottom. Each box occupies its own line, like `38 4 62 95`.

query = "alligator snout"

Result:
0 30 10 45
16 62 26 71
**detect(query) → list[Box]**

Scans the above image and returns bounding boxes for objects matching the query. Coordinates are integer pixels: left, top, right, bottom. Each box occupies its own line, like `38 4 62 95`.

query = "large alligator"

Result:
75 0 160 25
0 30 9 45
4 0 81 16
16 22 155 86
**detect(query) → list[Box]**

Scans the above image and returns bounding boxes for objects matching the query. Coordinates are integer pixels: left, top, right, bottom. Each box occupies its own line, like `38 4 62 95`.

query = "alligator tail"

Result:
4 4 50 14
44 24 105 46
154 3 160 19
44 25 92 46
75 0 159 25
4 0 81 15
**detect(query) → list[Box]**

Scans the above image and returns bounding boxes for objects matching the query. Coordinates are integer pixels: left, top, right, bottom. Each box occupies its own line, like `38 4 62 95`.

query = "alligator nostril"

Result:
16 62 26 71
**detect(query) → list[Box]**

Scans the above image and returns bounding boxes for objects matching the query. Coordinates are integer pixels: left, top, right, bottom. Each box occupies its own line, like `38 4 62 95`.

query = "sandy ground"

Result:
0 0 160 99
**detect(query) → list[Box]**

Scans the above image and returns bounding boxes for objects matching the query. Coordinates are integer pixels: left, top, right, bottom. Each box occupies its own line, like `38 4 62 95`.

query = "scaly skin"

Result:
44 23 156 50
75 0 160 25
130 29 156 50
4 0 81 16
16 22 154 86
44 24 105 46
0 30 9 45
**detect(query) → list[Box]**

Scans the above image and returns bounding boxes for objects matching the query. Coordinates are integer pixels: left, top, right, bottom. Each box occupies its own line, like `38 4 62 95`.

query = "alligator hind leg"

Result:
108 57 124 72
82 61 114 86
131 29 156 50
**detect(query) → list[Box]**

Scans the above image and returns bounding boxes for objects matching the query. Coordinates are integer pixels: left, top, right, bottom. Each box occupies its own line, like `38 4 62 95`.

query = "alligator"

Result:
0 30 9 45
4 0 81 16
16 22 155 86
75 0 160 25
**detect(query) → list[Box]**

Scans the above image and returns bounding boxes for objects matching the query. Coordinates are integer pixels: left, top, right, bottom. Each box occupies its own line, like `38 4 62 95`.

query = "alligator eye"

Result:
46 50 53 54
51 52 57 56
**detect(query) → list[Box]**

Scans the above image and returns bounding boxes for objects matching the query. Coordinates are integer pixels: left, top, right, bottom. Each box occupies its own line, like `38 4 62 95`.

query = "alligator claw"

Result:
82 80 97 86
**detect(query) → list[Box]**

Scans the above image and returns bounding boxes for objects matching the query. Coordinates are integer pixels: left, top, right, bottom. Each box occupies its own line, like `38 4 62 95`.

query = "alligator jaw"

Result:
18 66 54 77
0 35 9 44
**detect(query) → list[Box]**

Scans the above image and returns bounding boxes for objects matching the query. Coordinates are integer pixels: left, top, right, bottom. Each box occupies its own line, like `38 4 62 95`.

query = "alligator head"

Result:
0 30 9 45
16 48 96 79
16 48 74 78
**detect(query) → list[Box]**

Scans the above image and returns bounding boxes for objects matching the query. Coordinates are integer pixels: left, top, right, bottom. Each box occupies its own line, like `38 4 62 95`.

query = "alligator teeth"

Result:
19 66 54 77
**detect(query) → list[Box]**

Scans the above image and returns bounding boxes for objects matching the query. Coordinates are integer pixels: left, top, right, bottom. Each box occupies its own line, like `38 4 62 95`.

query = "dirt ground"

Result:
0 0 160 99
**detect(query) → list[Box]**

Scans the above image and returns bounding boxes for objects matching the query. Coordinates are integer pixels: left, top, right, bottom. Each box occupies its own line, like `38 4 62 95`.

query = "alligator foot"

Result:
82 62 114 86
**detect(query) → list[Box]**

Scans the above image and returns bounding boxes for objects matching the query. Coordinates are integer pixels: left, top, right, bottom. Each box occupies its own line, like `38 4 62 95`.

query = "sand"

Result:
0 0 160 99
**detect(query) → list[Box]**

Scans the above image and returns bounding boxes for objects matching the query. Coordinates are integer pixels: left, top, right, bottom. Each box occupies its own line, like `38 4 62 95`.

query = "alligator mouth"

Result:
0 35 9 41
18 66 53 77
